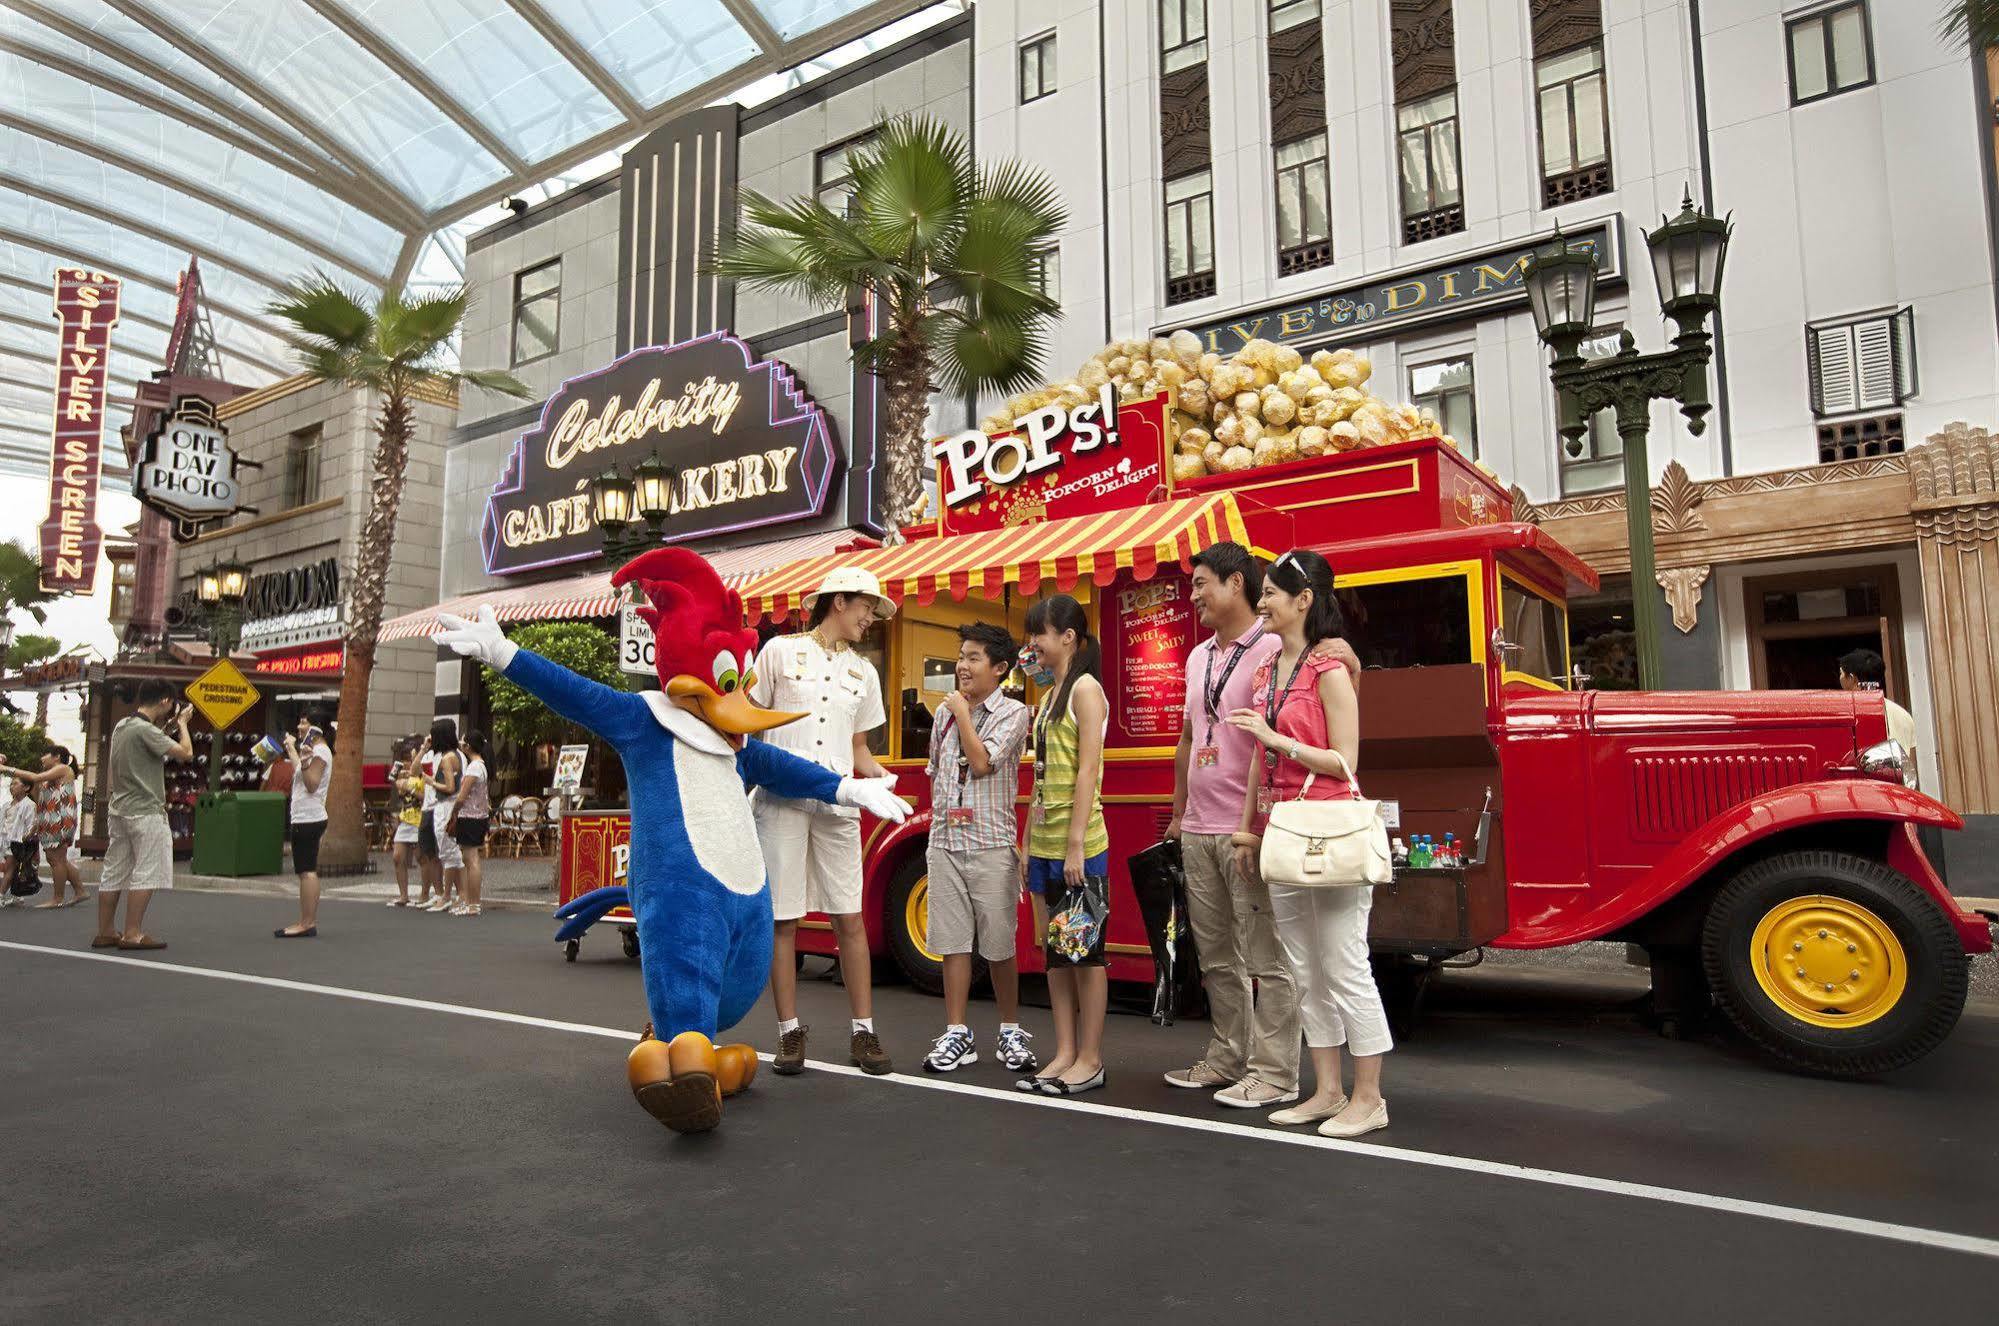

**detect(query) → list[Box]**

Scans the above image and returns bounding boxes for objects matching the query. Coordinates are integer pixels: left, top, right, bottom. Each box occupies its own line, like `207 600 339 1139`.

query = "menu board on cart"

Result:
1105 572 1195 743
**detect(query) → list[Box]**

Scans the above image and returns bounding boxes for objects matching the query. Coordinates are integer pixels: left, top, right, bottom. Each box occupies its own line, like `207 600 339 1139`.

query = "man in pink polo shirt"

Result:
1164 543 1357 1109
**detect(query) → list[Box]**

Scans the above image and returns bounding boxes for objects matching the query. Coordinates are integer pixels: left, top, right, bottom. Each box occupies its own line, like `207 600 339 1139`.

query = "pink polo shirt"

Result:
1180 623 1282 835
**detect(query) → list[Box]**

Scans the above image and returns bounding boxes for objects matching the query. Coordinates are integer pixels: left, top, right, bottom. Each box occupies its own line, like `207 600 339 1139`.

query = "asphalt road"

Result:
3 891 1994 1324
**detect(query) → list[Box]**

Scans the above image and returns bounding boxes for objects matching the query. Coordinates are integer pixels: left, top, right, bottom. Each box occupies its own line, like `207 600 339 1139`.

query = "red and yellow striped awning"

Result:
738 491 1289 622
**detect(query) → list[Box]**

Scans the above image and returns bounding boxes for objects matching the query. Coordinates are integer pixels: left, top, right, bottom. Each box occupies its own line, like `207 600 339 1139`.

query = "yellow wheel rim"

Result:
906 875 940 965
1749 895 1907 1028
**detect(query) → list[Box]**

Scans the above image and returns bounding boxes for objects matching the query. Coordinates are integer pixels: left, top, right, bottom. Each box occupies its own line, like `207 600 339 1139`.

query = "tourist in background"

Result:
387 735 424 908
423 720 464 913
93 680 191 950
1839 648 1918 785
278 716 332 938
1229 550 1390 1138
0 776 38 906
748 568 896 1075
413 736 445 908
445 729 490 917
921 621 1034 1075
5 744 84 909
1018 594 1110 1096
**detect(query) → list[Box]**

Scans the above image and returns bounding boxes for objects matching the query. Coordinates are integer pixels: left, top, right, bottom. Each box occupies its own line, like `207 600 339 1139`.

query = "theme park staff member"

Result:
1018 594 1111 1096
749 568 896 1076
1230 550 1391 1138
92 679 191 950
921 621 1035 1075
277 716 332 939
1839 648 1918 783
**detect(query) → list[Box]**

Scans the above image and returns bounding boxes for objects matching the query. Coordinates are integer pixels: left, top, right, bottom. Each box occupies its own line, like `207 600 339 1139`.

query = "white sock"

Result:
947 1023 969 1036
999 1022 1022 1035
778 1017 800 1036
851 1017 874 1034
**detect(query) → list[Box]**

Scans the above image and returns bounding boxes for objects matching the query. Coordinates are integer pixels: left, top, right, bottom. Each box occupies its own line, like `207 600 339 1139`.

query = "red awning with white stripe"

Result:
376 529 875 644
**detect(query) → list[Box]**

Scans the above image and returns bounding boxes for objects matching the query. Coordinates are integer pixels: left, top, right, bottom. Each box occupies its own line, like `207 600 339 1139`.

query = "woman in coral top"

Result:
1227 549 1392 1138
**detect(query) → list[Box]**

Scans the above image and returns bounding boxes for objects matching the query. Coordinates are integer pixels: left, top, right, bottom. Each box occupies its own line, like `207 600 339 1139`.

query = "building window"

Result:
1161 0 1207 73
1408 356 1477 460
1537 42 1611 208
1163 170 1216 304
814 132 876 216
1269 0 1319 32
1808 307 1915 416
509 259 560 366
1030 245 1061 301
1397 90 1464 243
1787 1 1873 105
1560 329 1625 494
1275 133 1333 276
283 425 322 509
1019 32 1056 103
109 557 137 625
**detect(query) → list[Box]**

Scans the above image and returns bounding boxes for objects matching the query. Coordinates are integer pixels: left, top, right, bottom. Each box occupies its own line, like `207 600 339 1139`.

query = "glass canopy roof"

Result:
0 0 959 478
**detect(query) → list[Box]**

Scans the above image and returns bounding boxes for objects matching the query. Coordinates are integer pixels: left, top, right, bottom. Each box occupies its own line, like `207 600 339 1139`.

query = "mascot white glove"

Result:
434 604 518 671
837 775 910 823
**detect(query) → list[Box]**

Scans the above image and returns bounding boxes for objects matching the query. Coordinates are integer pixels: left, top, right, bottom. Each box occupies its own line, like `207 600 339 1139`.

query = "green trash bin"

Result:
191 791 288 877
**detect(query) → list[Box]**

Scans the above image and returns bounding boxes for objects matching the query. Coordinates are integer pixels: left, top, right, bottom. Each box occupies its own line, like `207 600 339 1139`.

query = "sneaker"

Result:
1163 1060 1237 1090
773 1024 808 1075
850 1028 893 1075
923 1028 977 1073
996 1026 1038 1073
1213 1075 1299 1109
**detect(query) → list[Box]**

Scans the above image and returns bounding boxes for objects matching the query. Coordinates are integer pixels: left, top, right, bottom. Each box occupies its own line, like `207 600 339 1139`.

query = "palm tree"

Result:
1939 1 1999 47
6 633 64 729
714 115 1066 537
268 280 530 870
0 541 53 629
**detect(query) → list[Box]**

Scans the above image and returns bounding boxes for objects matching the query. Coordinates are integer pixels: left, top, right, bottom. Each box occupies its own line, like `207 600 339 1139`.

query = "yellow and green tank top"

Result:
1028 686 1108 860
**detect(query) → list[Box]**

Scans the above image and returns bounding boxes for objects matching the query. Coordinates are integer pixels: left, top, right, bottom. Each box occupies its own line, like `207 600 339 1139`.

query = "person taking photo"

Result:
92 680 192 950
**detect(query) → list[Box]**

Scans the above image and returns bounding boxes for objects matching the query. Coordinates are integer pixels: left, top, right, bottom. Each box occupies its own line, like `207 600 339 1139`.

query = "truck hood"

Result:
1503 687 1886 751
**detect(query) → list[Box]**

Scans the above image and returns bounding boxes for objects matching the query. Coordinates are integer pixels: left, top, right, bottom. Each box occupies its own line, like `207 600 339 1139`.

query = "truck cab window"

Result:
1500 578 1569 685
1334 574 1473 670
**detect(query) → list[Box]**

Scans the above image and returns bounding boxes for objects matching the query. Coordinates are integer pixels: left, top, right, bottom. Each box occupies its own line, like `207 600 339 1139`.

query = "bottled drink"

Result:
1442 833 1459 868
1412 835 1432 868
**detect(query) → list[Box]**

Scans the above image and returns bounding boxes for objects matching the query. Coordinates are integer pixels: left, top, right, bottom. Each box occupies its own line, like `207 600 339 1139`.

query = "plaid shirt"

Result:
926 689 1029 852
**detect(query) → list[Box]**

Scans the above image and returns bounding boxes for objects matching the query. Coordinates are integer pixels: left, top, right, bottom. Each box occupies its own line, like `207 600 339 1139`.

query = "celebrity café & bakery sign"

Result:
1177 220 1619 356
40 268 121 593
481 333 838 576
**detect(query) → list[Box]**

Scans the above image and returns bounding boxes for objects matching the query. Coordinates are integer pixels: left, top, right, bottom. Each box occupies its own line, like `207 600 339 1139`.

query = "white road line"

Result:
8 938 1997 1262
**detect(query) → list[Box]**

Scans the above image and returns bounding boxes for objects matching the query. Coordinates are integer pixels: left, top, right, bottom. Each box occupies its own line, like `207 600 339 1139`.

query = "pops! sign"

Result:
927 389 1170 536
40 268 121 593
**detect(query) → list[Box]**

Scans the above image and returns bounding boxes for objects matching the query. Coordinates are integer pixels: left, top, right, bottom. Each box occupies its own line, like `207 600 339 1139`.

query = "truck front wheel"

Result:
1701 849 1968 1077
884 853 963 997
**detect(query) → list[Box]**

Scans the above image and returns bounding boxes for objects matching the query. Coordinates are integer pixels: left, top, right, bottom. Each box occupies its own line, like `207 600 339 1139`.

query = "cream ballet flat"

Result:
1316 1100 1389 1139
1268 1096 1347 1126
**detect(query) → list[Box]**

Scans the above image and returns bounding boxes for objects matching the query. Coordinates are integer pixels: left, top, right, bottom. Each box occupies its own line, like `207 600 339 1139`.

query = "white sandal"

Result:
455 905 481 917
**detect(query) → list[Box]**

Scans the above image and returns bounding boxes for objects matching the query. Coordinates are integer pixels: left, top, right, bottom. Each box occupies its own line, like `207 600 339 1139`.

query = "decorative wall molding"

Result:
1268 20 1328 146
1657 565 1710 633
1650 459 1707 534
1529 0 1603 58
1390 0 1458 104
1160 64 1212 180
1909 420 1999 547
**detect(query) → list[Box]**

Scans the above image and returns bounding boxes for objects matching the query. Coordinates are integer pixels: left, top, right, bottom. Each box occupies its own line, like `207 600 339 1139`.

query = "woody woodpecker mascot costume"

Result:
435 548 908 1133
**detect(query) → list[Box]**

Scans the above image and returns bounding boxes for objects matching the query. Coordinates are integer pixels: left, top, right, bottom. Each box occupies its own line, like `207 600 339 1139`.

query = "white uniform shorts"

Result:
100 814 173 893
755 796 863 921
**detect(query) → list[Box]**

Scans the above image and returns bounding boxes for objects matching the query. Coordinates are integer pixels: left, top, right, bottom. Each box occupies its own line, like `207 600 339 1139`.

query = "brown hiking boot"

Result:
850 1027 892 1075
773 1024 808 1075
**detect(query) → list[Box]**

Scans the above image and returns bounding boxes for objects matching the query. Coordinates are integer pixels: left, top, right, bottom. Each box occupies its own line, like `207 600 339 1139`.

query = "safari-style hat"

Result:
802 566 896 619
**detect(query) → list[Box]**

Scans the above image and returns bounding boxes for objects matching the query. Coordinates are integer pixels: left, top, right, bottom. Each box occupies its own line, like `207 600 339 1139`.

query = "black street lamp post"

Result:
1525 190 1732 691
591 452 677 562
193 559 249 791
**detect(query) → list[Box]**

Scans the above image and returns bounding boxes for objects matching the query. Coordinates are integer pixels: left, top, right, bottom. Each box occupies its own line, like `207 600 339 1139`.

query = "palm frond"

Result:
382 287 471 364
451 367 534 400
972 157 1069 239
268 275 374 355
1939 0 1999 47
929 309 1046 399
850 114 971 262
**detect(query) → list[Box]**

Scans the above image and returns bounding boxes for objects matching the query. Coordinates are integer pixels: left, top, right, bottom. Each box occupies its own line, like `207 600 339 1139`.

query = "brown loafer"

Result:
90 934 121 949
850 1028 892 1076
117 935 166 951
772 1024 808 1075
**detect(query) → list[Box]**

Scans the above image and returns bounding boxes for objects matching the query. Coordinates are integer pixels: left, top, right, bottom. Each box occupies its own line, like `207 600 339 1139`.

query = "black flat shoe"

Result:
1017 1075 1059 1093
274 926 317 939
1046 1068 1106 1096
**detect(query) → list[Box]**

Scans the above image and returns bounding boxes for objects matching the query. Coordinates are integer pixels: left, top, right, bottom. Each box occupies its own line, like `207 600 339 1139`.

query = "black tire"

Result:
882 851 978 997
564 938 579 963
620 927 641 961
1700 849 1968 1077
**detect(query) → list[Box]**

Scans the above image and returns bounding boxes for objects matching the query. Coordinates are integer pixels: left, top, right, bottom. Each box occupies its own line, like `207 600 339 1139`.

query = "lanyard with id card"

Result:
1256 651 1310 815
1196 622 1264 769
938 701 994 829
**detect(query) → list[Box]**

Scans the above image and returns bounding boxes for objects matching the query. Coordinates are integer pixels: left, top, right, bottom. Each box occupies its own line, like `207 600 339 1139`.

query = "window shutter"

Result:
1891 305 1918 400
1854 318 1897 409
1810 324 1857 416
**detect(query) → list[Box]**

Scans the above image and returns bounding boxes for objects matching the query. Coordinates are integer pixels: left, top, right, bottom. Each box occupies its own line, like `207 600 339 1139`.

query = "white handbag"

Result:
1258 750 1392 889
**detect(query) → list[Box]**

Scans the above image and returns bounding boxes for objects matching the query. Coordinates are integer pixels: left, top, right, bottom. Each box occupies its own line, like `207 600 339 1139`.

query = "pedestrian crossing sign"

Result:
187 658 259 730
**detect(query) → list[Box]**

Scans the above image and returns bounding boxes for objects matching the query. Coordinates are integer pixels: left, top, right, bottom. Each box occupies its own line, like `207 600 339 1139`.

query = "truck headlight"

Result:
1859 740 1916 788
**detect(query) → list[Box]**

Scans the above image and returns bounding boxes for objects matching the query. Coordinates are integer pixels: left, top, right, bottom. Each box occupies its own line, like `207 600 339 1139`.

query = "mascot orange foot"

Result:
628 1025 760 1134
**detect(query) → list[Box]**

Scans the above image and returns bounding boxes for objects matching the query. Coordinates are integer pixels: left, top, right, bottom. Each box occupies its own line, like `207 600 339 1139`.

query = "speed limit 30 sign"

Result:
619 605 655 677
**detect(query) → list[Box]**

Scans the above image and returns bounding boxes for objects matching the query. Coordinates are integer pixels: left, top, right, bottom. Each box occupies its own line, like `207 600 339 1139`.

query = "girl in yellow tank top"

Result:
1018 594 1110 1097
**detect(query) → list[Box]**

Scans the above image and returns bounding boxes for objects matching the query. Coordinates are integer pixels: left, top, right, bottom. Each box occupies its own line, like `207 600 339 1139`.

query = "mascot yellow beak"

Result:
667 675 805 740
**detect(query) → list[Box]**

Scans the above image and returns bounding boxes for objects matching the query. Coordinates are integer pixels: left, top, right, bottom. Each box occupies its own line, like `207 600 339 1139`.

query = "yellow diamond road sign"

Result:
186 658 260 731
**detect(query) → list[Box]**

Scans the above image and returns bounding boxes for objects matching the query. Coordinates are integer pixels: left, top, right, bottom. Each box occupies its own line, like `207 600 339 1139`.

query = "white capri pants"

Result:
1267 881 1394 1057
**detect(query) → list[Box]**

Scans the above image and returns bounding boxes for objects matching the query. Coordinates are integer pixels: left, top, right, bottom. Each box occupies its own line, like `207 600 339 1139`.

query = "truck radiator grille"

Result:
1629 750 1816 838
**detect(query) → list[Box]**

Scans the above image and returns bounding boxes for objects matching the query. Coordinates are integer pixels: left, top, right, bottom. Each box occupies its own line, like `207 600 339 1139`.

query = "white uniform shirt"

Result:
748 632 886 817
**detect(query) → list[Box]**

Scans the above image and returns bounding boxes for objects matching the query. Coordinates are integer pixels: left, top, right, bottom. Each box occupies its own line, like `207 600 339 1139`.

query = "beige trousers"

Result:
1179 832 1299 1090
